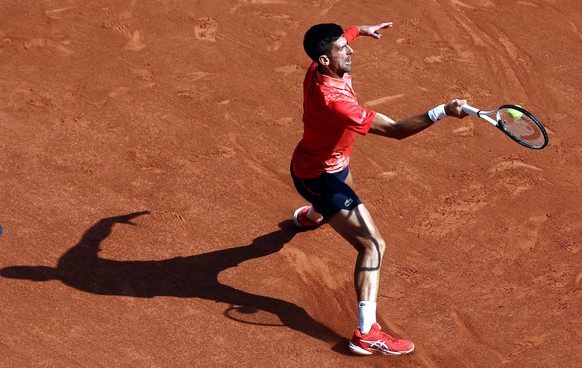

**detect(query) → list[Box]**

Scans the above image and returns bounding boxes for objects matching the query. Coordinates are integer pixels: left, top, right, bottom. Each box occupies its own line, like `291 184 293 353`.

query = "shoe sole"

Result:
348 341 414 356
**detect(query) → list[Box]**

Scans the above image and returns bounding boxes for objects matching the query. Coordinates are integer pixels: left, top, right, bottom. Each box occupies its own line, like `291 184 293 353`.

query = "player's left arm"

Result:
357 22 393 39
368 99 467 139
344 22 393 44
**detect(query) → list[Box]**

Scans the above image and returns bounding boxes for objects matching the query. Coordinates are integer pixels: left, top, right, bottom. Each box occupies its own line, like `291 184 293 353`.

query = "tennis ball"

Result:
507 106 523 120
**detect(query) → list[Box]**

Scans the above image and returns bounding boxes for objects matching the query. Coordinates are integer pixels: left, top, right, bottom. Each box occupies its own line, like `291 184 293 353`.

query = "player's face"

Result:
327 36 353 77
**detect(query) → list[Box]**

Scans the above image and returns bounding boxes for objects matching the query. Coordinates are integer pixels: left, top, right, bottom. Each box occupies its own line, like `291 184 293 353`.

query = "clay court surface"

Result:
1 0 581 367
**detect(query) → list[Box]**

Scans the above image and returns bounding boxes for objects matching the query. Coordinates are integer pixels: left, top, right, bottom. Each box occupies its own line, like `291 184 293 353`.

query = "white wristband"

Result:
428 104 447 122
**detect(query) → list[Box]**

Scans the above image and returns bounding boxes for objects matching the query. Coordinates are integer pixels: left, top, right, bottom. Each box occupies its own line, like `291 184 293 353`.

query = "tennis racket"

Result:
462 104 548 149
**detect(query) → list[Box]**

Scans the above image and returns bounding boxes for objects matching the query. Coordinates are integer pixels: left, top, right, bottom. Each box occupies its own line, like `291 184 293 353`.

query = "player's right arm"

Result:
368 99 467 139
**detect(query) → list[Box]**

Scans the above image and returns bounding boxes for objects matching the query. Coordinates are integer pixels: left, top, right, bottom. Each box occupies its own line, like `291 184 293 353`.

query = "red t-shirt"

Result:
292 26 376 179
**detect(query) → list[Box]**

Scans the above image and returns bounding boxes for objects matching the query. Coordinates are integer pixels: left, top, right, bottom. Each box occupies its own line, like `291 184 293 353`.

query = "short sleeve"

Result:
329 100 376 134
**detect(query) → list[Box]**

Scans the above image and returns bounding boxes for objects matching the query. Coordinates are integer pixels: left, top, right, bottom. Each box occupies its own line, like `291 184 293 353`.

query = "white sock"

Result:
357 301 377 335
306 206 323 223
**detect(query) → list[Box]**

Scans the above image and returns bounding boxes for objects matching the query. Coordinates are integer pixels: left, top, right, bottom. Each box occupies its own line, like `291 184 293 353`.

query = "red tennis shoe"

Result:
292 206 323 228
349 323 415 356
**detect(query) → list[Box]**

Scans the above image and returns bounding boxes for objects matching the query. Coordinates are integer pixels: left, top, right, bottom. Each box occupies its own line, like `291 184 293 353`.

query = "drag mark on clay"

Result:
450 308 509 364
108 83 156 98
227 133 288 187
364 93 404 107
516 333 552 350
487 158 544 197
410 346 440 368
274 64 300 76
255 12 299 28
181 71 215 83
445 3 534 97
173 70 216 99
569 20 582 42
44 6 77 19
274 117 294 127
282 248 345 291
450 0 495 9
450 0 475 9
23 38 72 56
44 5 75 37
488 160 542 174
452 121 475 136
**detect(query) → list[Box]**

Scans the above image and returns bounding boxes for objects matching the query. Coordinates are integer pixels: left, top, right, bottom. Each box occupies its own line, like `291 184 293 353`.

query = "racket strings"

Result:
500 111 546 147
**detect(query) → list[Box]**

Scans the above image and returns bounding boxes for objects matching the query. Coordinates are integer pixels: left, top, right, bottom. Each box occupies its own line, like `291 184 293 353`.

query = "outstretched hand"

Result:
444 99 469 119
358 22 393 39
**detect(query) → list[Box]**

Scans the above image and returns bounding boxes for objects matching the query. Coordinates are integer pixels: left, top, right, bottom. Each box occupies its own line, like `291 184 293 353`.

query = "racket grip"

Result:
461 104 481 116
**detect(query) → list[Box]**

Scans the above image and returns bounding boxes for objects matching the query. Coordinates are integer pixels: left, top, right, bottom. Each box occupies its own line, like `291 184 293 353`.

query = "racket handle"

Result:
461 104 481 116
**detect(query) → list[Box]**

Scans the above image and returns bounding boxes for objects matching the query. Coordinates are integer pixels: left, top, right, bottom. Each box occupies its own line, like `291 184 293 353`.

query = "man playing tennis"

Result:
290 22 467 356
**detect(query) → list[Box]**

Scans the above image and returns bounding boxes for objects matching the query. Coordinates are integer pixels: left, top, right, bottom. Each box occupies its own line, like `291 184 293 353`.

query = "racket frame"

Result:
461 103 548 149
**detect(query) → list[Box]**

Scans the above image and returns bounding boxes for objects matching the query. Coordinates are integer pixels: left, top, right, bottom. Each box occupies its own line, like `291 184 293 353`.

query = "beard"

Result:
343 58 352 73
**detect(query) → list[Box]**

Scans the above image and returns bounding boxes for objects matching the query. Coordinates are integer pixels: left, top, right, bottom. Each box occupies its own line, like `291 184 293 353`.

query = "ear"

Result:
318 54 330 66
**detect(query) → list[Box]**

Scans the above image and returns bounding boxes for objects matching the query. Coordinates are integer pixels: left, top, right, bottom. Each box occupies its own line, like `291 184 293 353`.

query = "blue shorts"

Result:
290 163 362 220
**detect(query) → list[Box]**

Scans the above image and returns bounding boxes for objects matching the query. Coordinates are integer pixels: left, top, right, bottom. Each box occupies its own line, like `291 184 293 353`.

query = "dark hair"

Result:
303 23 343 63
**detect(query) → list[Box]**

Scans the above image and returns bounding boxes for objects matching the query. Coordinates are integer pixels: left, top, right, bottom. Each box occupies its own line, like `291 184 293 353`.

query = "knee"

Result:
361 235 386 256
376 237 386 256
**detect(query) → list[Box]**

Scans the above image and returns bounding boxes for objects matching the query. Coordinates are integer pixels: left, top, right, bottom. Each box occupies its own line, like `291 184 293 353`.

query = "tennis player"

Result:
290 22 467 356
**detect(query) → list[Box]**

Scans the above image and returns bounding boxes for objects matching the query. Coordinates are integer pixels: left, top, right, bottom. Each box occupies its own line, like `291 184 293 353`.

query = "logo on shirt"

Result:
344 198 353 208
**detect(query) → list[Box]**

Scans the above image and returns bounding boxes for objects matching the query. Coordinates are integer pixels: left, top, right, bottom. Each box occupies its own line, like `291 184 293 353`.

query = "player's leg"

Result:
327 204 384 305
328 204 415 356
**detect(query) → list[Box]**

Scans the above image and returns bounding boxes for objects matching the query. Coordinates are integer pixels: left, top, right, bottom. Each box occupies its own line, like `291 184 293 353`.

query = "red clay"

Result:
1 1 581 367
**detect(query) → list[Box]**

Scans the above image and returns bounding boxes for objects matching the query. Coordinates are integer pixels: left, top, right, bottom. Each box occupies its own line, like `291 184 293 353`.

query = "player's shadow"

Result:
0 211 342 345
